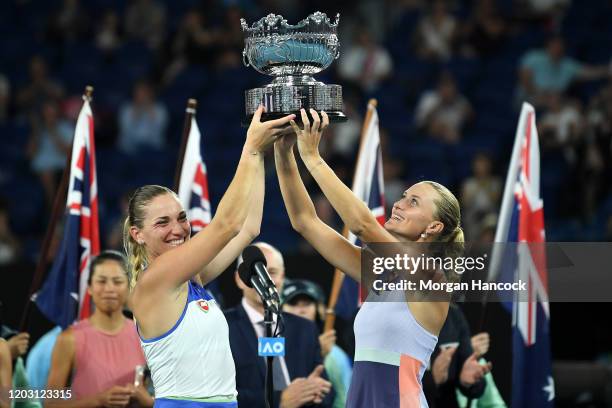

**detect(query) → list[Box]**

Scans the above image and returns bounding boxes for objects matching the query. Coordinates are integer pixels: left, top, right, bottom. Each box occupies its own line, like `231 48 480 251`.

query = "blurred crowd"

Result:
0 0 611 268
0 0 611 406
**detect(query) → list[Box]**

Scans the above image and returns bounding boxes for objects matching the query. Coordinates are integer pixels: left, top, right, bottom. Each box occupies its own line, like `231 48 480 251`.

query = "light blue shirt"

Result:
31 122 74 172
324 345 353 408
118 103 168 153
520 50 582 93
25 326 62 389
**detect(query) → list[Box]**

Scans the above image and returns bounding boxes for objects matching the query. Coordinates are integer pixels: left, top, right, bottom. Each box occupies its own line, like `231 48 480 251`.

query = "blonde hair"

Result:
422 181 465 260
123 185 176 290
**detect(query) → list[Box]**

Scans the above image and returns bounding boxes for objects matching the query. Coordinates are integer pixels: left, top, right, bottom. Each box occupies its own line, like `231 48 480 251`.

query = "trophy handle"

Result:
242 50 250 67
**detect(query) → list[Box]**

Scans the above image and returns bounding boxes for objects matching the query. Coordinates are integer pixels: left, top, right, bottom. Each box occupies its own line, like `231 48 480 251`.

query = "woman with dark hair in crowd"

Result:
47 250 152 408
275 109 490 407
124 107 294 408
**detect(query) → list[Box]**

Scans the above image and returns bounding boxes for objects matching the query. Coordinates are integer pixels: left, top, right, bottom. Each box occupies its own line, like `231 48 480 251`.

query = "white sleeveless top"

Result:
138 280 237 400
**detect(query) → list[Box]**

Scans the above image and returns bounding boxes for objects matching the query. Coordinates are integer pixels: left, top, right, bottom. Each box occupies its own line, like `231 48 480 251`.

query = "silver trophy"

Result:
241 12 346 123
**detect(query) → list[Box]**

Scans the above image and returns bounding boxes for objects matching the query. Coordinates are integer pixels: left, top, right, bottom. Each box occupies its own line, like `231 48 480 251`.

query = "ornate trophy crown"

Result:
240 11 346 124
240 12 341 76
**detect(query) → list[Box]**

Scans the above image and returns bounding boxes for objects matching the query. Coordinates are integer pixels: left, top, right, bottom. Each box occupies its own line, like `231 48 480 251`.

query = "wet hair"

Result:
123 185 177 290
88 250 128 285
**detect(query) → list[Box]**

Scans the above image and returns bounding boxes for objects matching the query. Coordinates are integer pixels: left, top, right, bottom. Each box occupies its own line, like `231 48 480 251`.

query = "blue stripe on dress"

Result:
346 361 400 408
154 398 237 408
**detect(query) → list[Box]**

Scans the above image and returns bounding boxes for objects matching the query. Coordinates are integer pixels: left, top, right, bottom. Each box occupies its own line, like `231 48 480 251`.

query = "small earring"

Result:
138 240 144 245
420 232 427 239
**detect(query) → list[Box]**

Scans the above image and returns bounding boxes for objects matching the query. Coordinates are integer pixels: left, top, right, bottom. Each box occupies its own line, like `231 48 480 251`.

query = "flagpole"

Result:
323 98 377 333
489 103 530 281
19 86 94 331
475 103 530 334
174 99 197 192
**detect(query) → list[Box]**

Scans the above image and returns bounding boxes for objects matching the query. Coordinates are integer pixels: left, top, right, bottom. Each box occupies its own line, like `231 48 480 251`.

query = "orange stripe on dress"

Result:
399 354 422 408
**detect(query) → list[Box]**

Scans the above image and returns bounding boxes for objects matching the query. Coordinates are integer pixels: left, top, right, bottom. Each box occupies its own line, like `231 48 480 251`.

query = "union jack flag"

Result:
335 104 386 319
492 102 554 407
177 114 211 233
35 96 100 328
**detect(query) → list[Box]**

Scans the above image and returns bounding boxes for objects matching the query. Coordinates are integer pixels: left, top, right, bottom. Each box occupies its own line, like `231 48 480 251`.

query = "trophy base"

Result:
244 79 346 126
244 110 347 127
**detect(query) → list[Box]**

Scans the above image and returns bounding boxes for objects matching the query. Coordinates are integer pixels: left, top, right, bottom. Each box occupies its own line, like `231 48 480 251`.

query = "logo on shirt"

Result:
197 299 209 313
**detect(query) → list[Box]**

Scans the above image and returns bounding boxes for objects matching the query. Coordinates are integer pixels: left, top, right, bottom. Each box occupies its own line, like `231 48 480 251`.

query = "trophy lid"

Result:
241 12 341 76
240 11 340 36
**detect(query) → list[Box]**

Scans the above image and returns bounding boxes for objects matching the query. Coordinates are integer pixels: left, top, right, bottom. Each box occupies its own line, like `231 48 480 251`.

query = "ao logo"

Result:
258 337 285 357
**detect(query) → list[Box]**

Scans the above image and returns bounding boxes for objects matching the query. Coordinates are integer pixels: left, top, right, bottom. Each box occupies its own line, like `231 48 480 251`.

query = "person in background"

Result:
424 304 491 407
225 242 333 408
460 153 501 240
46 251 153 408
454 332 506 407
0 324 30 365
0 301 30 366
460 0 507 58
124 0 166 50
0 197 20 265
117 80 168 155
95 10 122 59
337 30 393 93
282 279 353 408
0 74 10 123
25 326 62 391
46 0 89 45
0 338 12 408
415 72 473 144
414 0 458 61
16 56 64 119
517 36 611 108
162 10 220 84
27 100 74 208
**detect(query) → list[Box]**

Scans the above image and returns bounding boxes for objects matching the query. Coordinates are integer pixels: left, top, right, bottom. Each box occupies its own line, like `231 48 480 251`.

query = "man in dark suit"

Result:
225 242 333 408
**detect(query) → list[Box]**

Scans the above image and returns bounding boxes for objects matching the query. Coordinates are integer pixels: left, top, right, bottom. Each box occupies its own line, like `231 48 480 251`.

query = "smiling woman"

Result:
124 106 295 408
274 108 476 408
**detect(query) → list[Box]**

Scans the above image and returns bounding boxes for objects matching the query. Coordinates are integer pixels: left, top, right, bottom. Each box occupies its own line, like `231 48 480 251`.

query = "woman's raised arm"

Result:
295 109 396 244
140 107 294 291
274 132 361 281
198 149 265 284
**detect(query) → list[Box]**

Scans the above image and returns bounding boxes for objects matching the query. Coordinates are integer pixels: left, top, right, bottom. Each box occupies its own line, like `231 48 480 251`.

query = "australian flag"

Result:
176 111 224 301
35 96 100 328
335 103 386 319
177 113 211 233
491 102 554 407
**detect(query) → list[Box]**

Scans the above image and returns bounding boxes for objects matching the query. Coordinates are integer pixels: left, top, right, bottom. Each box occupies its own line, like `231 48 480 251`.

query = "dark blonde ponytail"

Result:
423 181 465 281
123 185 176 290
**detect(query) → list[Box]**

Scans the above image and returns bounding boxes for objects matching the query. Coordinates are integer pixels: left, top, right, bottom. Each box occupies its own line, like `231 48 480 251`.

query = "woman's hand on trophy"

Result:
274 130 297 154
293 108 329 161
245 105 296 153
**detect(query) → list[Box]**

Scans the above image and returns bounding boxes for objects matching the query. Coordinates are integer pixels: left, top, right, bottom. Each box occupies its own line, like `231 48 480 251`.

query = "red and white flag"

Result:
336 103 386 318
177 116 211 233
35 96 100 327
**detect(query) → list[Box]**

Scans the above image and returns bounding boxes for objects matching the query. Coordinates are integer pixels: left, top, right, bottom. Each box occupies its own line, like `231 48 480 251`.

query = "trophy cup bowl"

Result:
241 12 347 124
